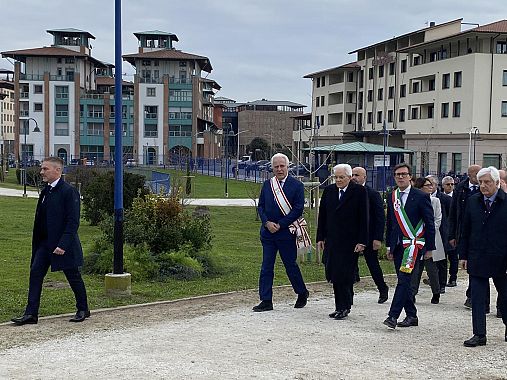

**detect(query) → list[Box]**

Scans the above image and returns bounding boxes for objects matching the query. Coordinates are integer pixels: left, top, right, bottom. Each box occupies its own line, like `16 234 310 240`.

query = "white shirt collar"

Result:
400 185 411 194
49 178 60 188
339 185 348 192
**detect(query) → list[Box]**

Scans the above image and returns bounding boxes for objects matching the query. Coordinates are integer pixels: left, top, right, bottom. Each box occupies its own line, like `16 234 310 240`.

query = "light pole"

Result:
468 126 479 167
235 129 249 178
22 118 41 198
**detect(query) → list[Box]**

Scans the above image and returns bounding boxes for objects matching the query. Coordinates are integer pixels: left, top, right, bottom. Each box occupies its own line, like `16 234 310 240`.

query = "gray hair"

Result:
333 163 352 177
271 153 289 166
477 166 500 187
441 175 454 185
425 175 438 185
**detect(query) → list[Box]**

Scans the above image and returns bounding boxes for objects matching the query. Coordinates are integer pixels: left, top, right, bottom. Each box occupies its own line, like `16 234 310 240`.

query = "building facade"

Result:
305 19 507 175
0 70 15 167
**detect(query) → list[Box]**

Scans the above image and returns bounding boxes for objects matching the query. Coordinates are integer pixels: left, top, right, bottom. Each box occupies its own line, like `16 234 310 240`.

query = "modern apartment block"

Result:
0 70 15 164
2 28 220 164
305 19 507 175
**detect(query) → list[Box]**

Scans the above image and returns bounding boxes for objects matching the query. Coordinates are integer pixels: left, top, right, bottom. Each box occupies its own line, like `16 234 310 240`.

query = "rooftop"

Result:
123 50 212 72
46 28 95 39
304 62 360 78
306 141 411 154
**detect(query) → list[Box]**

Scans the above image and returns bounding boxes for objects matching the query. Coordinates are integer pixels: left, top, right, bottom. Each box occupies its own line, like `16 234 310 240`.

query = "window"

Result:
346 92 354 104
454 71 462 87
368 67 373 80
430 52 438 62
346 113 353 124
55 122 69 136
169 90 192 101
378 65 384 78
169 124 191 137
34 85 43 94
429 79 435 91
413 56 421 66
65 69 74 81
503 70 507 86
388 110 394 123
483 154 501 168
496 41 507 54
411 107 419 120
377 88 383 101
388 86 394 99
367 90 373 102
179 61 187 67
401 59 407 73
399 109 406 122
142 59 152 66
87 122 104 136
55 86 69 98
412 81 420 93
87 105 104 118
400 84 406 97
144 105 158 119
427 105 434 119
502 101 507 117
389 62 395 75
320 95 325 106
438 153 447 174
441 103 449 118
367 112 373 124
316 97 320 107
359 70 364 88
320 115 324 127
452 101 461 117
144 123 158 137
65 57 75 64
33 103 43 112
146 87 156 97
347 72 354 82
321 76 326 86
442 73 450 89
377 111 382 123
316 77 320 88
452 153 462 174
55 104 68 117
420 152 429 175
358 92 363 109
358 113 363 130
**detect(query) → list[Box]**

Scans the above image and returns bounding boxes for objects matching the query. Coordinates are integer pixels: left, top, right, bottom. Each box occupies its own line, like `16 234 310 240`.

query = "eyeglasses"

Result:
443 183 454 186
394 172 410 178
423 183 433 187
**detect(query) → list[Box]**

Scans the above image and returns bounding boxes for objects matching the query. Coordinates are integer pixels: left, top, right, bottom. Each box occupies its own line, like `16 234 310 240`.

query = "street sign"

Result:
374 155 390 167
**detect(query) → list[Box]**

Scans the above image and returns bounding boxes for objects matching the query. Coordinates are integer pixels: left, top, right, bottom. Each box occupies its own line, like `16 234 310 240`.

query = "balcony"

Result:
139 77 163 84
19 74 44 81
169 76 191 84
20 110 29 117
20 92 29 99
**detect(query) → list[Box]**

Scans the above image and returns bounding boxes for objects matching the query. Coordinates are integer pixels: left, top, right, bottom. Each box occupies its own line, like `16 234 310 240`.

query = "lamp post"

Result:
235 129 249 178
22 118 41 198
468 126 479 166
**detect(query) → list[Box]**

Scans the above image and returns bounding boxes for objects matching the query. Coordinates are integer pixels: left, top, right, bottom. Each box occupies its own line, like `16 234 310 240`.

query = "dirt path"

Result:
1 274 506 379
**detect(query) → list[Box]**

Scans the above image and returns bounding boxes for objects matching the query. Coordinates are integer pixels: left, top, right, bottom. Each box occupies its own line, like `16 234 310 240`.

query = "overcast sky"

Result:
1 1 505 109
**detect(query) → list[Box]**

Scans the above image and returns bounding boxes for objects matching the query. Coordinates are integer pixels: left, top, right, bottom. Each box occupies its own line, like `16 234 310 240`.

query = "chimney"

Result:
429 21 436 27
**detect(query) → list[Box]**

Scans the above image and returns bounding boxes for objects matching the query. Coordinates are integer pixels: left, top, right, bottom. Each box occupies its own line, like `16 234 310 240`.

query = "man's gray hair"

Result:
442 175 454 184
477 166 500 187
425 175 438 185
271 153 289 166
333 163 352 177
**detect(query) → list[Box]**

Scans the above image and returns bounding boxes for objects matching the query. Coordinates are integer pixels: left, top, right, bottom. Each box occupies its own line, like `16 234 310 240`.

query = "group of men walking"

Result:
254 153 507 347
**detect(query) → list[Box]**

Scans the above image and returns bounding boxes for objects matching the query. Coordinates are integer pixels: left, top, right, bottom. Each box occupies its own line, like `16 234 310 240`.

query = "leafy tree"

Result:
246 137 270 160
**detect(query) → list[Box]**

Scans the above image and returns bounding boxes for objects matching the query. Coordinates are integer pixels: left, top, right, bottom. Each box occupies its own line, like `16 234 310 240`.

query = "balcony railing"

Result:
169 76 191 84
144 113 158 119
139 77 163 84
55 111 69 117
144 131 158 137
20 110 29 117
55 93 69 99
19 74 45 81
20 92 29 99
49 75 75 82
87 112 104 118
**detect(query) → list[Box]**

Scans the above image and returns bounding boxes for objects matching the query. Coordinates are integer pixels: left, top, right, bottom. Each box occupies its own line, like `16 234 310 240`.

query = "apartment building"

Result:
2 28 220 164
0 70 15 164
305 19 507 175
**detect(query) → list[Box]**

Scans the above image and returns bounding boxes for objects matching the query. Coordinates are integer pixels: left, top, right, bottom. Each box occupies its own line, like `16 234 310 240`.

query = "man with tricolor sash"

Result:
383 163 436 329
253 153 310 312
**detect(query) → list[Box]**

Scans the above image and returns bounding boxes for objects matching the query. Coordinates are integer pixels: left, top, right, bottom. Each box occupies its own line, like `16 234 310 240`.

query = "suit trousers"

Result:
447 249 458 282
25 243 89 315
470 274 507 336
411 256 440 296
363 246 388 292
333 281 353 311
388 244 417 319
259 237 307 301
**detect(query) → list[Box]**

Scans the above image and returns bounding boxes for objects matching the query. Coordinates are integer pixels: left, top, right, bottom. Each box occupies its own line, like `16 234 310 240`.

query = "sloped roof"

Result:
122 49 212 72
96 76 134 86
306 142 411 153
2 46 107 67
245 99 305 108
304 62 360 78
47 28 95 39
134 31 179 41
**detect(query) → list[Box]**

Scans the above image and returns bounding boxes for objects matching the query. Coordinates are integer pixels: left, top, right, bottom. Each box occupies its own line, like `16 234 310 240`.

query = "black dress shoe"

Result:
447 280 457 287
383 316 397 329
329 310 339 318
497 306 503 319
69 310 91 322
463 335 486 347
11 314 38 326
253 300 273 312
464 297 472 308
334 309 350 320
431 293 440 304
378 287 389 304
294 290 309 308
397 316 419 327
440 287 446 294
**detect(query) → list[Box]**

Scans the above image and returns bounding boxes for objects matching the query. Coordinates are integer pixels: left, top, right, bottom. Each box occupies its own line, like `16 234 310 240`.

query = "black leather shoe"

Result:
329 310 339 318
378 287 389 304
497 306 503 319
431 293 440 304
69 310 91 322
334 309 350 320
294 290 309 308
383 316 397 329
447 280 457 287
464 297 472 308
397 316 419 327
463 335 486 347
440 287 446 294
253 300 273 312
11 314 38 326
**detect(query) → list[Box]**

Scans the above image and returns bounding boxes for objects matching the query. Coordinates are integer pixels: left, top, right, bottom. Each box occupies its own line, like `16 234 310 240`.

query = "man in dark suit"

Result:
459 166 507 347
351 166 388 303
12 157 90 325
317 164 368 319
254 153 309 312
383 163 435 329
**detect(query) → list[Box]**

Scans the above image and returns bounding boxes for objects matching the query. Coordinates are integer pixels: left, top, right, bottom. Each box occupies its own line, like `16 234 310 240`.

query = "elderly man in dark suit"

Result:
459 166 507 347
12 157 90 325
351 166 388 303
317 164 368 319
254 153 309 312
383 163 435 329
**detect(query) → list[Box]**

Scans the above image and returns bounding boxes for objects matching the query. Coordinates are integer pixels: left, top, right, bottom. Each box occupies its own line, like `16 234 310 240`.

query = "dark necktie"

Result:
339 189 345 200
43 184 52 202
485 199 491 212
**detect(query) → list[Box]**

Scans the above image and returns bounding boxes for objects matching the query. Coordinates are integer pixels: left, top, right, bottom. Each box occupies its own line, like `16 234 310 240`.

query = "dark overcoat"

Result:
32 179 84 271
317 182 368 283
458 189 507 278
365 185 384 245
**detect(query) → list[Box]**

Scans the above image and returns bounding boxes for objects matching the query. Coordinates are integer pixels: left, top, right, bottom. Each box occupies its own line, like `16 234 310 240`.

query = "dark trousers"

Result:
259 237 307 301
411 257 440 296
435 258 447 289
333 281 353 311
388 244 417 319
25 244 88 315
447 249 458 282
363 246 388 292
470 274 507 336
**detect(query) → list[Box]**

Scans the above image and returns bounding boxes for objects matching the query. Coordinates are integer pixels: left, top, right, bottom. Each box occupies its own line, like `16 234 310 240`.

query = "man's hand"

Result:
386 248 393 261
53 247 65 255
449 239 456 248
424 250 433 260
317 241 325 251
372 240 382 251
354 244 365 253
265 221 280 234
460 259 467 270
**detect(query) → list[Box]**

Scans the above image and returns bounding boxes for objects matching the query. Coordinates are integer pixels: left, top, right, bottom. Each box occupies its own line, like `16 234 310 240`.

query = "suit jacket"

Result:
317 182 368 283
365 185 384 244
435 190 453 251
448 179 477 243
386 187 436 252
258 175 304 241
458 189 507 278
32 178 84 271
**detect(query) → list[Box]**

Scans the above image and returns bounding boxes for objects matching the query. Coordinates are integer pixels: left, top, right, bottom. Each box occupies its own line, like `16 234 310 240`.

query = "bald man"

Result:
499 169 507 192
351 167 389 303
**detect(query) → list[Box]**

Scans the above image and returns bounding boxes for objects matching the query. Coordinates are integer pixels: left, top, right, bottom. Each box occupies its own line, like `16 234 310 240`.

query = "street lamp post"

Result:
235 129 249 178
22 118 41 198
468 126 479 167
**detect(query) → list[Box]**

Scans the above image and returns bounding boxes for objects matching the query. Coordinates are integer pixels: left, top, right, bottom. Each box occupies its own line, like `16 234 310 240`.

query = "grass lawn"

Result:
0 195 395 323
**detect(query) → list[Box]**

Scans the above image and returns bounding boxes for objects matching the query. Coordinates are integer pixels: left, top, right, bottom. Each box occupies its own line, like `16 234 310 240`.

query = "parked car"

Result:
85 159 95 166
99 159 110 167
125 159 138 167
69 158 80 166
289 163 311 176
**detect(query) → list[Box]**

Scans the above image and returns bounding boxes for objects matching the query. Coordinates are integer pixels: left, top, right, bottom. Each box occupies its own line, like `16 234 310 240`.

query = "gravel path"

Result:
0 274 506 380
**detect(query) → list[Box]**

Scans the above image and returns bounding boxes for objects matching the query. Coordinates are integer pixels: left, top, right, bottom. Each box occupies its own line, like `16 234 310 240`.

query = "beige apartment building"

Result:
0 72 15 165
304 19 507 175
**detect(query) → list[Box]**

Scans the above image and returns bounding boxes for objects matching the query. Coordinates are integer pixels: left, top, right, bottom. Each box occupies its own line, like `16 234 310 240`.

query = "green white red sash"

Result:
270 177 312 249
392 188 425 273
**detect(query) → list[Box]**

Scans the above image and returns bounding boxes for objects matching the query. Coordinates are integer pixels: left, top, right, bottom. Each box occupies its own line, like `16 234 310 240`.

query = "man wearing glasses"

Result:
383 163 435 329
441 176 455 196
